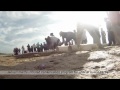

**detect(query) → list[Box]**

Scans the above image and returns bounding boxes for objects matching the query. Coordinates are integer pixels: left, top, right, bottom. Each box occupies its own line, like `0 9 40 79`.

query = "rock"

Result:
101 66 105 68
36 64 46 70
93 66 100 69
49 60 54 62
91 75 97 78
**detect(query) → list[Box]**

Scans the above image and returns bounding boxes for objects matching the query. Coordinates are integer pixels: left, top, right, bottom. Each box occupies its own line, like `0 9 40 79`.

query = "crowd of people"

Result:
13 17 116 56
13 48 21 55
13 42 48 55
13 33 57 55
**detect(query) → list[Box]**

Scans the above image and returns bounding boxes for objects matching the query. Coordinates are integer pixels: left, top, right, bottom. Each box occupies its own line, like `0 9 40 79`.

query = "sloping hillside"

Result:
0 46 120 79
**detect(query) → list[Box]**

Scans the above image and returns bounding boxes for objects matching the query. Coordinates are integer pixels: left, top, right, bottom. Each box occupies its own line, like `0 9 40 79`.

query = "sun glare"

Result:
48 11 108 44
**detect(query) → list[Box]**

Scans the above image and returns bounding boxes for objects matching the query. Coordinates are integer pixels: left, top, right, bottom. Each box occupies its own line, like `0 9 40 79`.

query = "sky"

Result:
0 11 108 54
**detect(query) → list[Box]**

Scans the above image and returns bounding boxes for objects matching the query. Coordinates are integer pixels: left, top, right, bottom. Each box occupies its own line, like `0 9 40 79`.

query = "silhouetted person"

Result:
36 42 40 52
27 44 30 52
24 50 27 53
43 42 48 51
31 45 33 52
33 43 36 52
105 18 116 46
50 33 54 36
14 47 18 55
18 48 21 54
37 47 40 52
40 43 43 52
108 30 116 46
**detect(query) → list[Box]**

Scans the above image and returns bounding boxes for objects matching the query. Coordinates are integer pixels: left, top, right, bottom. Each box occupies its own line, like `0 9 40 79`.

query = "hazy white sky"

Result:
0 11 108 53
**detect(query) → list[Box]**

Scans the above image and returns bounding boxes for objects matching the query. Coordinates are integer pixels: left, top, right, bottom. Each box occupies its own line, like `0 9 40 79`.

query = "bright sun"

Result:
47 11 108 44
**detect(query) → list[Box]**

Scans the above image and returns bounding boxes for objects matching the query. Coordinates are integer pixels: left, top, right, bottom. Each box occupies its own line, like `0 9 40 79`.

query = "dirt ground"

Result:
0 46 120 79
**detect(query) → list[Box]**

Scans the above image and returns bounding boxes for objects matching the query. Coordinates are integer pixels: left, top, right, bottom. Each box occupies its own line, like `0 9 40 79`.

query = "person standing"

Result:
33 43 36 52
15 47 19 55
40 43 43 52
36 42 40 52
31 45 33 53
22 45 25 54
27 44 30 53
18 48 21 54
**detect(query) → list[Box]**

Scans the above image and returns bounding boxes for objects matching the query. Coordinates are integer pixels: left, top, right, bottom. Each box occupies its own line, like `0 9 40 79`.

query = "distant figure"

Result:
50 33 54 36
43 42 48 52
18 48 21 54
31 45 33 52
27 44 30 52
40 43 43 52
37 47 40 52
24 50 27 53
101 28 106 44
33 43 36 52
22 45 25 54
36 42 40 52
14 47 19 55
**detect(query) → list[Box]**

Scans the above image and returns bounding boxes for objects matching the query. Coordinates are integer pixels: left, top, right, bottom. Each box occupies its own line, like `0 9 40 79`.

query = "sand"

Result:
0 46 120 79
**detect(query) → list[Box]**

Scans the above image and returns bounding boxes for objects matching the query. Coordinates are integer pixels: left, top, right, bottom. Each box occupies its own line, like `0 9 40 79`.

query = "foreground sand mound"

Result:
0 46 120 79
